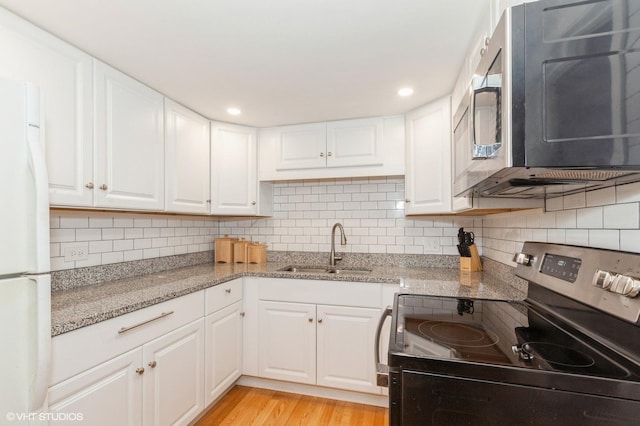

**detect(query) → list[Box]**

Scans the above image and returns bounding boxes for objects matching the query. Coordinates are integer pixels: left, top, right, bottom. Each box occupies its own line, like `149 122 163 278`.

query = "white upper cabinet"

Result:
210 121 261 215
259 116 404 181
326 117 383 168
0 8 94 207
405 96 453 215
94 60 165 210
275 123 327 170
165 100 210 214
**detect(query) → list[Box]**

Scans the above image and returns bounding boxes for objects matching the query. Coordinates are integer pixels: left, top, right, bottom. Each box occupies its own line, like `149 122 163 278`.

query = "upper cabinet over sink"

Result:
258 116 404 181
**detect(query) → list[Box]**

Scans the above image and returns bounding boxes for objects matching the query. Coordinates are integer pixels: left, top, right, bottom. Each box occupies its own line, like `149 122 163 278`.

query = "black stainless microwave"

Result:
453 0 640 199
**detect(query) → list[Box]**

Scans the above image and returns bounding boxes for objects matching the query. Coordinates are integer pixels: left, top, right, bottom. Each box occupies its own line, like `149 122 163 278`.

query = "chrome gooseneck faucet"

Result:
329 222 347 266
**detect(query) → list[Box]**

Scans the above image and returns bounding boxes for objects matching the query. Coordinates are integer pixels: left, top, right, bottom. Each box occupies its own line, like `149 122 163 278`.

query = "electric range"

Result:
379 242 640 425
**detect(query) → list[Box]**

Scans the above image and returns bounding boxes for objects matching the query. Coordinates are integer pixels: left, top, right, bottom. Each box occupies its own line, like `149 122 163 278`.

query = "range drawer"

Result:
205 278 243 315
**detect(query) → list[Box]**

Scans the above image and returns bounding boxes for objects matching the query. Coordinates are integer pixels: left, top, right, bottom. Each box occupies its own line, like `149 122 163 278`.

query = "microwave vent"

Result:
534 170 634 181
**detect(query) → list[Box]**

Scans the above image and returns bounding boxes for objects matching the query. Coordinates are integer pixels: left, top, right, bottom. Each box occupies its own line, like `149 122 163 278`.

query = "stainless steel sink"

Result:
279 265 371 275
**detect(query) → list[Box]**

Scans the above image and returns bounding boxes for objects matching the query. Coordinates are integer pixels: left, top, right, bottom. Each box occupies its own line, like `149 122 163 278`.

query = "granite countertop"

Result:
51 261 527 337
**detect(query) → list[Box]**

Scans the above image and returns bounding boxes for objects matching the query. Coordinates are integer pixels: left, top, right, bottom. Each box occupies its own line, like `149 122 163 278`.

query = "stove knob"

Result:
609 274 640 297
592 269 614 289
511 345 532 361
513 253 533 266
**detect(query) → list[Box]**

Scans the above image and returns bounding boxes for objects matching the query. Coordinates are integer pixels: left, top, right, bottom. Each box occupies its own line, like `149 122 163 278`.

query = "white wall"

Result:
49 210 217 270
48 178 640 272
482 182 640 265
219 177 481 255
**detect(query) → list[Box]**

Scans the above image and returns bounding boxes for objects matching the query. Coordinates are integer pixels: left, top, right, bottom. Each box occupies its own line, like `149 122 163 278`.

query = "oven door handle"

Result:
375 306 393 387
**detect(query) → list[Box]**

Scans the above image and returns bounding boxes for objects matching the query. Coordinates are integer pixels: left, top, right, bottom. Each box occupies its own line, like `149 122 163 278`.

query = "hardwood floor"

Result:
196 386 389 425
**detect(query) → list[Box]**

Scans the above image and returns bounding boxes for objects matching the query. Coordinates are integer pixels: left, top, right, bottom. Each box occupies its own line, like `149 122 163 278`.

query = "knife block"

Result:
460 244 482 272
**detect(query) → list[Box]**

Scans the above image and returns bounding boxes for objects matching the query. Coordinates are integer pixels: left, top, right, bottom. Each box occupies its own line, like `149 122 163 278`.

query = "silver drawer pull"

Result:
118 311 174 334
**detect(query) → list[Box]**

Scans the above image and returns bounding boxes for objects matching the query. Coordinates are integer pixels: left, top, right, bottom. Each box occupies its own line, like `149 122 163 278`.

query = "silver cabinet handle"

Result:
375 306 393 387
320 152 324 157
206 199 211 203
252 201 256 205
318 318 323 324
85 182 94 189
136 367 145 375
240 312 246 317
118 311 174 334
148 361 157 368
225 288 231 293
327 152 332 157
405 199 410 203
99 184 108 190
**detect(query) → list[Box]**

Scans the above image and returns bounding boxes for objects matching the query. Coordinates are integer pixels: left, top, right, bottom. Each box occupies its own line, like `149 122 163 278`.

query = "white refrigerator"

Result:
0 79 51 424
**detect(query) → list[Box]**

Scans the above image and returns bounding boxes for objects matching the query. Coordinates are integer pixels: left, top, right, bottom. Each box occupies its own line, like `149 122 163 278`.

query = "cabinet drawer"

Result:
51 290 204 385
259 278 381 308
205 279 243 315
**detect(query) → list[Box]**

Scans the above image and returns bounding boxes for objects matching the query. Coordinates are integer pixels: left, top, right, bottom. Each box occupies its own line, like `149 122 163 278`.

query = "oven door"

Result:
392 370 640 426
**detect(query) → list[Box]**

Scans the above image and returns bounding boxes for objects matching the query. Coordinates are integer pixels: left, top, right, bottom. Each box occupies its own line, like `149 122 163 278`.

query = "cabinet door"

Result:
204 302 243 406
316 305 380 394
0 9 94 206
275 123 327 170
165 99 210 214
258 300 316 385
210 122 257 214
94 60 164 210
242 278 260 377
142 319 204 426
326 117 383 168
405 96 453 214
48 348 143 426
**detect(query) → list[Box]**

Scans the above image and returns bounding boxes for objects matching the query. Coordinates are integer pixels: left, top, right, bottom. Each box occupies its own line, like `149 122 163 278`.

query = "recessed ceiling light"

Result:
227 107 241 115
397 87 414 97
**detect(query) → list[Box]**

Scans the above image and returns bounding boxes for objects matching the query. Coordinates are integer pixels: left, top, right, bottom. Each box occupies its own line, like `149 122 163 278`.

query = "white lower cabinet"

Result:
48 348 143 426
257 292 381 394
142 319 205 426
49 319 204 426
316 304 380 394
204 301 243 406
48 291 205 426
258 301 317 385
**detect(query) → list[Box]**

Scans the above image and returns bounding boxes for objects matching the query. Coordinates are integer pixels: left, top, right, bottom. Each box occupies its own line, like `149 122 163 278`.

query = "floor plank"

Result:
196 386 388 426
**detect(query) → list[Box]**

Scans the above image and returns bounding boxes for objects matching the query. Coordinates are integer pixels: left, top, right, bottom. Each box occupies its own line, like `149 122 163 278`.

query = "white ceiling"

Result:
0 0 487 127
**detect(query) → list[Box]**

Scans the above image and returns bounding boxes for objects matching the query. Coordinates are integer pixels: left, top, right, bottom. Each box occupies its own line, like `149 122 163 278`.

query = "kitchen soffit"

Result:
0 0 487 127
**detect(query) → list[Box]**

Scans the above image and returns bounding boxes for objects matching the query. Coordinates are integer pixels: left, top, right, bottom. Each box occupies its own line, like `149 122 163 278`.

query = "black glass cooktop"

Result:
390 294 638 381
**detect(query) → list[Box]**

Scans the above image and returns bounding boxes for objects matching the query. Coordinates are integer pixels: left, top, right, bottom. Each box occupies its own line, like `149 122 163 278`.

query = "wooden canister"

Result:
247 242 267 264
233 239 250 263
214 235 238 263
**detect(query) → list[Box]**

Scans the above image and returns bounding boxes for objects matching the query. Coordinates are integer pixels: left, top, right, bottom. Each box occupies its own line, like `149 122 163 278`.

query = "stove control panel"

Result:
592 270 640 297
516 242 640 324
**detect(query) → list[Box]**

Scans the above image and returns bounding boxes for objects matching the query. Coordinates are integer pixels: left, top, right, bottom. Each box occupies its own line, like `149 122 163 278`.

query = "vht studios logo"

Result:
6 411 84 422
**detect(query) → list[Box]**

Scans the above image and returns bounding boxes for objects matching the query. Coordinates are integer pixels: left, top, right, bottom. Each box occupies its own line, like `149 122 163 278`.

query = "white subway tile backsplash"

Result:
586 187 616 207
588 230 620 250
59 216 88 229
621 230 640 252
603 203 639 229
576 207 603 229
50 176 640 272
616 181 640 203
563 192 586 209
